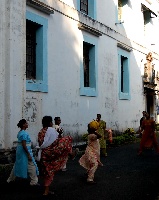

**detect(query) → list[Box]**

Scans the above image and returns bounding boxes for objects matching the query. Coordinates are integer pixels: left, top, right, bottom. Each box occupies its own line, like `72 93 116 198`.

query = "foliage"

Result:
82 128 136 146
155 123 159 131
123 128 135 135
112 134 136 145
111 128 136 146
82 133 88 141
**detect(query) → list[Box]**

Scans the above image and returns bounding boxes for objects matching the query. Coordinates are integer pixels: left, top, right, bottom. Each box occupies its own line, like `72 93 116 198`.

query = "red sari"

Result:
38 128 72 186
138 119 159 154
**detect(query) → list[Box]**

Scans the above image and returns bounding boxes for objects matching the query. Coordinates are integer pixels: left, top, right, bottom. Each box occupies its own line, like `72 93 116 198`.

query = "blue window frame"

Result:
77 0 97 19
118 48 130 100
80 35 98 97
26 11 48 92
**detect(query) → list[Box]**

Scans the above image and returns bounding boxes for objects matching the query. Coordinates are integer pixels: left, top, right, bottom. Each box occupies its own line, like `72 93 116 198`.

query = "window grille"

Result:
83 42 90 87
121 56 125 92
80 0 88 15
26 20 37 80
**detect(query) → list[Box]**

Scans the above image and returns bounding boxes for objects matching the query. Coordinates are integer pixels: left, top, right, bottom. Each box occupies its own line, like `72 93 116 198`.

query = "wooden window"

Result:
80 0 88 15
83 42 90 87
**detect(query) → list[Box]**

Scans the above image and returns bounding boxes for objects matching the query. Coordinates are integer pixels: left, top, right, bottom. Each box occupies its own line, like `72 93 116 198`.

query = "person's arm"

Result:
95 131 102 139
22 140 32 161
57 127 64 138
104 121 107 139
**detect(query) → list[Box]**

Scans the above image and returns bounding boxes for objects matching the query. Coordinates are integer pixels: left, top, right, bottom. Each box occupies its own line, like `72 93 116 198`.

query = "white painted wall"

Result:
0 0 26 148
1 0 159 148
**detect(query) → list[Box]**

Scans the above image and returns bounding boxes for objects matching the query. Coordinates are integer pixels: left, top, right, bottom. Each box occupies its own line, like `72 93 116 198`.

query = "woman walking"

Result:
7 119 39 185
79 120 103 184
138 112 159 155
96 114 107 156
37 116 77 196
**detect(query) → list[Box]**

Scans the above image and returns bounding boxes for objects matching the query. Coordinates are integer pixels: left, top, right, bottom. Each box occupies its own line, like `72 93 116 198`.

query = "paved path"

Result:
1 141 159 200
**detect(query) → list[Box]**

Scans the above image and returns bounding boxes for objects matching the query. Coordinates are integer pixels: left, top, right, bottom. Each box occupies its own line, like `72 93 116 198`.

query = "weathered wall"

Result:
0 0 26 148
1 0 159 148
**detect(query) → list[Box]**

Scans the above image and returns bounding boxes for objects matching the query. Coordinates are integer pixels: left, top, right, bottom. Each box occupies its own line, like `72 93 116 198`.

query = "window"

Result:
83 42 90 87
116 0 128 22
141 4 157 36
26 11 48 92
118 0 122 21
80 36 98 96
77 0 96 19
26 20 39 80
80 0 88 15
118 48 130 100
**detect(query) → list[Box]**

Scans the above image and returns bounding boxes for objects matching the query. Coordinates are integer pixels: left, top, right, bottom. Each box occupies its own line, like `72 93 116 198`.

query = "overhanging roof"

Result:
141 3 157 17
26 0 54 15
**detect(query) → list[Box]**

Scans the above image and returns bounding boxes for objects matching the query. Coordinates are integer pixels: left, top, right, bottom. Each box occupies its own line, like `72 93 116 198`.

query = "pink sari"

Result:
79 134 103 182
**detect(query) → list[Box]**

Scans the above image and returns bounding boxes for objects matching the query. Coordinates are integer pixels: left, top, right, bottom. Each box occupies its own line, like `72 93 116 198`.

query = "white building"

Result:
1 0 159 149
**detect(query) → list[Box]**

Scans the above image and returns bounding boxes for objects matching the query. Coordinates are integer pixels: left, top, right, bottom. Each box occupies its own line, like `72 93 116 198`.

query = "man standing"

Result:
96 114 107 157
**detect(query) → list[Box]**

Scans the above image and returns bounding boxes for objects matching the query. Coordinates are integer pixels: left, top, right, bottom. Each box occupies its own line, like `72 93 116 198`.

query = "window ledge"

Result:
117 42 132 52
119 92 130 100
78 23 102 37
26 80 48 92
80 87 97 97
26 0 54 15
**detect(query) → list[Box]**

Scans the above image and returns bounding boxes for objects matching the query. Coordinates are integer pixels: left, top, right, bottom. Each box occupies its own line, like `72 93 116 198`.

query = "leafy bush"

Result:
112 128 136 146
155 124 159 131
82 128 136 146
82 133 88 141
123 128 135 135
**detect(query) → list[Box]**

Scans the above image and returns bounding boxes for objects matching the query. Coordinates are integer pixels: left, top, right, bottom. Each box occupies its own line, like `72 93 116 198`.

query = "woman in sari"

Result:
138 112 159 155
37 116 77 196
79 120 103 184
96 114 107 156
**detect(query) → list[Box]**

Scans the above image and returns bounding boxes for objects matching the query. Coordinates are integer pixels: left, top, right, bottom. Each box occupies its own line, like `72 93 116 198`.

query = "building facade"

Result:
1 0 159 148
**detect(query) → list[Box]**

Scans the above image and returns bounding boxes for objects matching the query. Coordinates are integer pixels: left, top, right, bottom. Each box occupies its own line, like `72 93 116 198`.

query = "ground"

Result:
1 141 159 200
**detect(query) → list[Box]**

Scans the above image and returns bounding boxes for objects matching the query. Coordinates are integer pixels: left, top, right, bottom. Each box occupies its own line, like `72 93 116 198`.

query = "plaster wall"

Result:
25 0 150 141
0 0 26 148
1 0 159 148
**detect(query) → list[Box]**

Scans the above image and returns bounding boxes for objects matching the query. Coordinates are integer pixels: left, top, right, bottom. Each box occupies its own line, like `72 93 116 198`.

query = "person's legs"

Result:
70 148 79 160
28 161 38 185
138 134 148 154
43 174 54 195
87 161 98 183
100 148 107 157
7 165 16 183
